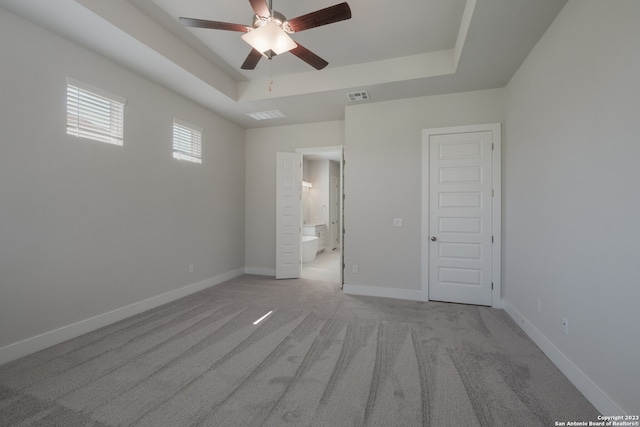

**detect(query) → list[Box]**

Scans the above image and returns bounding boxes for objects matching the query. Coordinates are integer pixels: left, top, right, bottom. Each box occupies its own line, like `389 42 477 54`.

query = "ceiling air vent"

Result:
347 91 369 102
246 110 287 120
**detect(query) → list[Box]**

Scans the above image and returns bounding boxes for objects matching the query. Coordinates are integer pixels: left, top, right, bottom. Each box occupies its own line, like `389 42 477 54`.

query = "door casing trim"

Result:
296 145 345 285
421 123 502 308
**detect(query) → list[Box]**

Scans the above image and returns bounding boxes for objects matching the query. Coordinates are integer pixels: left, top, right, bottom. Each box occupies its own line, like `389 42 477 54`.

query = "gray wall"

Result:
504 0 640 414
245 121 344 274
0 9 245 351
306 159 329 227
2 0 638 415
343 89 506 298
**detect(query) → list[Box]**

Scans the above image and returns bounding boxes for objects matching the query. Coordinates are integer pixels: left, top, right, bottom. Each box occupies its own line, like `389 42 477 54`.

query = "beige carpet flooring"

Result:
0 275 598 426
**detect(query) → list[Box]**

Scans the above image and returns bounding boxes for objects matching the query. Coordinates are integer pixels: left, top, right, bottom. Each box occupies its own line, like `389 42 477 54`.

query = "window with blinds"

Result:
172 119 202 164
66 77 126 146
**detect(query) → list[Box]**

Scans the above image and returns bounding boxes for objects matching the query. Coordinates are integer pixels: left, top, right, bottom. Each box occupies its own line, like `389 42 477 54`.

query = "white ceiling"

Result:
0 0 567 129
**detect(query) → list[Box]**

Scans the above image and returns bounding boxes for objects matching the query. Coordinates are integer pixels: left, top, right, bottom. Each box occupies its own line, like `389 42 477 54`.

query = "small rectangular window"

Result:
173 119 202 164
66 77 126 146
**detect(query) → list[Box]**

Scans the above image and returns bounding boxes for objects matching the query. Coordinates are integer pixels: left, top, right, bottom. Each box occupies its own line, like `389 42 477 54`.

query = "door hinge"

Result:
492 143 494 151
492 189 495 197
491 282 494 290
492 236 494 243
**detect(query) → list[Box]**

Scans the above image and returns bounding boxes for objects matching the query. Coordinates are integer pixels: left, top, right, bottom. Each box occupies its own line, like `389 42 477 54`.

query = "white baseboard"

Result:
503 301 624 415
244 267 276 277
0 268 244 365
343 283 423 301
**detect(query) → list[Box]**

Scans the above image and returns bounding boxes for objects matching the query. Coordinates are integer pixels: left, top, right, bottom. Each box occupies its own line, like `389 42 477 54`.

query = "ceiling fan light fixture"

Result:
180 1 352 70
241 20 297 56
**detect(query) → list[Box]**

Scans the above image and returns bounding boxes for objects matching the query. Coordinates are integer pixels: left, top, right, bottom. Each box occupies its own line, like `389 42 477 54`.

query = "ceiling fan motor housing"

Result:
253 10 290 31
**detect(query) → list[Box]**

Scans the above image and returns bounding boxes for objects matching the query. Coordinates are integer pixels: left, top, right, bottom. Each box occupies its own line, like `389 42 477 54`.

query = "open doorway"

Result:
297 146 343 284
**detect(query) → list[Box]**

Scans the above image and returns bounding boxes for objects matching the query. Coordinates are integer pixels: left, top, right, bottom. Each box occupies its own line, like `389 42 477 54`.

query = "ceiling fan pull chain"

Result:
269 59 273 92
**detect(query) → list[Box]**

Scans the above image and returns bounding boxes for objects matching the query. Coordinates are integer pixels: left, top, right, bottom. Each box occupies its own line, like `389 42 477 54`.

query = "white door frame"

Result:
296 146 344 285
330 174 339 250
421 124 502 308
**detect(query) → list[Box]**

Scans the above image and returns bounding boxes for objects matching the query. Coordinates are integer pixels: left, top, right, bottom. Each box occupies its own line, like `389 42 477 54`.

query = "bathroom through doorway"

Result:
298 146 343 285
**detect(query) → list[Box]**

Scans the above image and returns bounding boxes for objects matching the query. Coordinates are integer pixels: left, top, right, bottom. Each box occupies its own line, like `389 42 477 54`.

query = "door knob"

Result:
431 236 437 241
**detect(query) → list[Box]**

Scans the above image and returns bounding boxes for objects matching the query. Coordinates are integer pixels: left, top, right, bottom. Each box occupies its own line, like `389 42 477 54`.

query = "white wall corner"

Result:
0 268 245 365
503 301 624 416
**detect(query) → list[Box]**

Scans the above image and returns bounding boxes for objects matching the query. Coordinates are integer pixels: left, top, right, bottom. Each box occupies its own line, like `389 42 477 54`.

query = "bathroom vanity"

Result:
302 224 325 253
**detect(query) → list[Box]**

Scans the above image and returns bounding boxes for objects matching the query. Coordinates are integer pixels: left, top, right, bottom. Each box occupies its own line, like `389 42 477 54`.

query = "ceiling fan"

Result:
179 0 352 70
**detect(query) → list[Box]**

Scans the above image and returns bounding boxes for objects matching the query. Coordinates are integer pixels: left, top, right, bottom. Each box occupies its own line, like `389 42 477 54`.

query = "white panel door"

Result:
428 131 494 305
276 152 302 279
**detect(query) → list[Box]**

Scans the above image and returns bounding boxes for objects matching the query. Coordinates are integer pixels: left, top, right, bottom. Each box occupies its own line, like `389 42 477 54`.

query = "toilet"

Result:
302 235 319 263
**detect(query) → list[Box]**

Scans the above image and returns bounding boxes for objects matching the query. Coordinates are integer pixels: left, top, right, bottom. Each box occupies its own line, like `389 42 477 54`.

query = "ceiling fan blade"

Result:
249 0 271 18
290 44 329 70
241 49 263 70
179 17 250 32
286 2 351 33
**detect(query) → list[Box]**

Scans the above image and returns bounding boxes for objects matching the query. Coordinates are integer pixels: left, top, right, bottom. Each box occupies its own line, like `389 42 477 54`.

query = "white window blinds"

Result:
66 77 126 146
172 119 202 164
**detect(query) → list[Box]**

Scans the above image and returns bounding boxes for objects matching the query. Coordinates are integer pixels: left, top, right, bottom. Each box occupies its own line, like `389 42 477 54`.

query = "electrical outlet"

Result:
393 218 403 227
352 264 359 274
537 299 542 313
562 318 569 335
189 264 194 273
